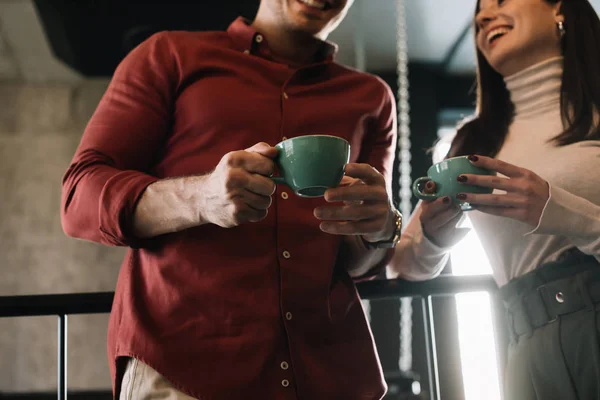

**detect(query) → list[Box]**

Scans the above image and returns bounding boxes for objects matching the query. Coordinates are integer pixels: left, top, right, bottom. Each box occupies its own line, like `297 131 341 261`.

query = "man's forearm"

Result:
132 175 208 238
339 235 390 278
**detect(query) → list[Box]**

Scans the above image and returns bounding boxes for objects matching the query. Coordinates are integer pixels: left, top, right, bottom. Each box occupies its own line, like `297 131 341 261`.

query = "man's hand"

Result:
314 163 395 243
200 142 277 228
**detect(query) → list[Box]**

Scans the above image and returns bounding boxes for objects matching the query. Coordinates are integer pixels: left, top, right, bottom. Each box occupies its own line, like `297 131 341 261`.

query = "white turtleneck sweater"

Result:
392 57 600 286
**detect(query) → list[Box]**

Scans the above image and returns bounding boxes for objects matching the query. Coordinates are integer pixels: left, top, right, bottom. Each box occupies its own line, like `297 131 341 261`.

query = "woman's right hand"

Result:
419 181 466 247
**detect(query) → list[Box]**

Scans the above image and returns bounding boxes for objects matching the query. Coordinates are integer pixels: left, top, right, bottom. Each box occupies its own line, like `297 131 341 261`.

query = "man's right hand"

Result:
199 142 278 228
419 181 466 247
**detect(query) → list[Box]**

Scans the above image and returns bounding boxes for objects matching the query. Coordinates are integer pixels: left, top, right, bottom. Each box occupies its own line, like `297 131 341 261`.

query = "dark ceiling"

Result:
33 0 261 77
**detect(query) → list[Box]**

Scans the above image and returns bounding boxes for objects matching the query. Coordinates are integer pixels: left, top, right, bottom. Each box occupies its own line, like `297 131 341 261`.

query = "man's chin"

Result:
288 19 329 38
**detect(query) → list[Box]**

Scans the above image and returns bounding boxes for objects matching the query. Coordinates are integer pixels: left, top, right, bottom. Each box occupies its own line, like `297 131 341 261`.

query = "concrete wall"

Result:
0 80 125 392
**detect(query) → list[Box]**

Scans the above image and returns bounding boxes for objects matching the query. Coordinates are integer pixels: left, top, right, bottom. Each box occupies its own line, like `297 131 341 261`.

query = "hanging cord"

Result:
396 0 413 373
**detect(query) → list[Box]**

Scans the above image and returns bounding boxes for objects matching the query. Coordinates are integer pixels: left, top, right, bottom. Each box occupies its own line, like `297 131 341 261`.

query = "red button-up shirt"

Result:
61 18 396 400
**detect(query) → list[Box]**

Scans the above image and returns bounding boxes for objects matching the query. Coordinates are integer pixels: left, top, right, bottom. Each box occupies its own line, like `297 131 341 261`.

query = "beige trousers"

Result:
119 358 195 400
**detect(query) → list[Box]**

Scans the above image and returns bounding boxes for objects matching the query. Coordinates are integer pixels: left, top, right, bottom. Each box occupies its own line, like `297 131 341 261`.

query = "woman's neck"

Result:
504 56 563 120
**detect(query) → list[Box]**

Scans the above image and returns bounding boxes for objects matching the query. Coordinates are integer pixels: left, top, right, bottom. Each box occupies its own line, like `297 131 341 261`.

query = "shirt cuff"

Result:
352 248 395 282
397 227 452 281
99 170 159 248
526 184 600 252
415 224 454 256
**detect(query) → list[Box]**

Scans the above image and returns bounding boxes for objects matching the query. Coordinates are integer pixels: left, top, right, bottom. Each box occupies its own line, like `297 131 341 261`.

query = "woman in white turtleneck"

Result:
389 0 600 399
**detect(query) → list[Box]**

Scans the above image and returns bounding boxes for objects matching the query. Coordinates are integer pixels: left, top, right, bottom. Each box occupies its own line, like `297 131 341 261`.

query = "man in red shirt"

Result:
61 0 402 398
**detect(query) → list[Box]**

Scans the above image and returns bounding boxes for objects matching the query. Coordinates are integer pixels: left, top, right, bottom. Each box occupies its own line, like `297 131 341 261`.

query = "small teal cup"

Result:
412 156 495 210
271 135 350 198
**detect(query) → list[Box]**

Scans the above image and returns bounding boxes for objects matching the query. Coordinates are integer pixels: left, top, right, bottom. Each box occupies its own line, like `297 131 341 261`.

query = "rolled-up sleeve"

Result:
352 78 398 282
61 32 177 247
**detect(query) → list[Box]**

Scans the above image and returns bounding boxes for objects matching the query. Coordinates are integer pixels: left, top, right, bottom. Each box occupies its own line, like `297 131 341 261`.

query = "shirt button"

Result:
281 192 289 200
282 250 291 259
282 136 288 141
281 361 289 370
285 312 293 320
282 92 289 99
243 49 250 54
281 379 290 387
255 34 264 43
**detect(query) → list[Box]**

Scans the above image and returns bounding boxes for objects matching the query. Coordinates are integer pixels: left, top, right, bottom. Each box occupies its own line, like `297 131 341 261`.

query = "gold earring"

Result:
557 20 566 38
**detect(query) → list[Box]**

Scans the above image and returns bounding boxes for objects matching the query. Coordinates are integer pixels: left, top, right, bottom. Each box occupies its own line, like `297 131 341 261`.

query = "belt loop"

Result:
576 273 595 311
520 295 534 338
505 308 518 343
536 285 557 323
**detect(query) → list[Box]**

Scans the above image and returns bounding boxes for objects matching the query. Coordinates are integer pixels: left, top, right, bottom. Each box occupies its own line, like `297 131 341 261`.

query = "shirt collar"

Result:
226 17 338 63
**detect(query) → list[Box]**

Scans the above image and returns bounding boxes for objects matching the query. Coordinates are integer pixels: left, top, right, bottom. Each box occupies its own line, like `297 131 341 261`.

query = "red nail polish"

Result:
457 175 468 183
456 193 467 201
468 155 479 162
425 181 434 189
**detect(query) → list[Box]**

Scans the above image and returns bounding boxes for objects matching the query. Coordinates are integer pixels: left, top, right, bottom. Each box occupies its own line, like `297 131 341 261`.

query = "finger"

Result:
319 219 382 236
458 173 512 192
314 204 384 222
468 155 524 178
324 184 387 203
245 142 279 159
245 173 276 196
457 192 526 208
241 207 269 223
423 180 437 195
225 151 276 176
420 196 456 217
242 189 273 211
338 175 363 187
230 198 269 223
343 163 386 186
422 207 464 232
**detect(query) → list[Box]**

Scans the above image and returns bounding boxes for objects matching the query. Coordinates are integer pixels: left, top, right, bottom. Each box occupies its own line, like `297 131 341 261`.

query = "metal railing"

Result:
0 275 505 400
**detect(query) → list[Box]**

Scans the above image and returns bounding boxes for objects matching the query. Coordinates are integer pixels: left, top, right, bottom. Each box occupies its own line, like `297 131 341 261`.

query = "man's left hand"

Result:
314 163 395 243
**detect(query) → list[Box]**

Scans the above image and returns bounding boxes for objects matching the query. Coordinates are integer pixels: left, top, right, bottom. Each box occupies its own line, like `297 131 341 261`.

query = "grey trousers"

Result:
504 307 600 400
501 250 600 400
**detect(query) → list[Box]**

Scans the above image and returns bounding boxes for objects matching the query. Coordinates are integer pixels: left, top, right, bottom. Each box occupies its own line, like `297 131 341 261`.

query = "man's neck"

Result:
251 20 324 66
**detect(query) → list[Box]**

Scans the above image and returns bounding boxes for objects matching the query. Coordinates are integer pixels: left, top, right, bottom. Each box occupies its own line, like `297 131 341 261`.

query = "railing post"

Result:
490 294 508 400
58 314 68 400
421 296 440 400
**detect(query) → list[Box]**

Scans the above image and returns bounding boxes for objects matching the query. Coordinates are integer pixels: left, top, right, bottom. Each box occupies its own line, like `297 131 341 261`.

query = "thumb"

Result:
423 180 437 194
246 142 278 159
338 175 362 187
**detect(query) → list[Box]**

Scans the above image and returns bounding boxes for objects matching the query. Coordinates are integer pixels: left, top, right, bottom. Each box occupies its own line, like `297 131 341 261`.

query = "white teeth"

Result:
487 27 511 44
299 0 327 10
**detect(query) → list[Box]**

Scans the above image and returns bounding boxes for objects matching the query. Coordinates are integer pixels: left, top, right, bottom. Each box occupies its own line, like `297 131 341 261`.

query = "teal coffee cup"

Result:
412 156 495 210
272 135 350 198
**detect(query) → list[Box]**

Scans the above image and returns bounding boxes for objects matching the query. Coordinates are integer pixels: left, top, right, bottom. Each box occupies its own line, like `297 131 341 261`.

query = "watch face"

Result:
365 209 402 249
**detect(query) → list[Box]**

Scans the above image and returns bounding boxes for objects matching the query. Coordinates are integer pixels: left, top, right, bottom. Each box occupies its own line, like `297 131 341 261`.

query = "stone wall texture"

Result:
0 80 124 392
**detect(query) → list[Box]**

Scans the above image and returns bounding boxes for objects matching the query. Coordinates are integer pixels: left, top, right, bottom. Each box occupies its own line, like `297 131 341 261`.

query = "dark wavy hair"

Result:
448 0 600 158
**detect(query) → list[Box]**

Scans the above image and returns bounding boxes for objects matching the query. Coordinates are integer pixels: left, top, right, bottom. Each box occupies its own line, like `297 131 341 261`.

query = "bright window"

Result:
435 126 502 400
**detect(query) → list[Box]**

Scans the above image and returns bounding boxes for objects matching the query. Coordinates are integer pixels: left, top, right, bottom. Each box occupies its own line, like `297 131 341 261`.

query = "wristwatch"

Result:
362 208 403 249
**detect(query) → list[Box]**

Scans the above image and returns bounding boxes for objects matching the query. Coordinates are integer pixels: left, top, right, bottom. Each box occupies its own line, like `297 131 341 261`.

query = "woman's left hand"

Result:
457 155 550 227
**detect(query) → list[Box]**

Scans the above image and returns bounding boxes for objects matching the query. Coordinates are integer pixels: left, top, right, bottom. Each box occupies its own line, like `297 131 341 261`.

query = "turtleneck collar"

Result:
504 56 563 120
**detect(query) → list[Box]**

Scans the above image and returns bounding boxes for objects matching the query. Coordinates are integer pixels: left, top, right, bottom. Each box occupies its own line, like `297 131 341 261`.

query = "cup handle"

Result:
412 177 439 200
271 176 286 185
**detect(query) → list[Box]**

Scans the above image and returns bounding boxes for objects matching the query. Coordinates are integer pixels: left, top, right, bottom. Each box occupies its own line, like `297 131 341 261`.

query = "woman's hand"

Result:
419 181 466 247
456 155 550 227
